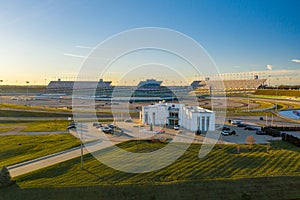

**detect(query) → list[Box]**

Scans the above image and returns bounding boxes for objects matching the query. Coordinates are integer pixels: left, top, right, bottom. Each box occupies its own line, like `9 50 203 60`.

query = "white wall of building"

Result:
142 104 168 125
142 102 215 132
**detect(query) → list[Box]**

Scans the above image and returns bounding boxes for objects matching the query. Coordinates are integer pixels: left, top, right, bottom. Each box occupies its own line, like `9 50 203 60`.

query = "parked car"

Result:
222 127 230 131
259 117 264 120
96 124 103 129
93 122 101 127
237 123 247 127
67 124 76 129
67 121 76 129
221 130 230 136
231 120 242 125
174 125 180 130
102 126 112 133
108 124 116 129
256 130 266 135
244 126 261 131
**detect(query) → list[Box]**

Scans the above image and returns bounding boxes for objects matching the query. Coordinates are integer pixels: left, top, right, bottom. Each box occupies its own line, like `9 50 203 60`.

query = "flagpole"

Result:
80 123 83 170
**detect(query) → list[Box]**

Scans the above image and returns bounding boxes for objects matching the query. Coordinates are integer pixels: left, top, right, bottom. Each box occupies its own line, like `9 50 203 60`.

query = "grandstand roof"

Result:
194 79 267 90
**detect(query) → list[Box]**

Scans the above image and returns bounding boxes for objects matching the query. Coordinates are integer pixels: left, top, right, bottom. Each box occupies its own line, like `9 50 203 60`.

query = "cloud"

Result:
63 53 113 62
76 45 94 49
266 64 273 70
63 53 86 59
291 59 300 63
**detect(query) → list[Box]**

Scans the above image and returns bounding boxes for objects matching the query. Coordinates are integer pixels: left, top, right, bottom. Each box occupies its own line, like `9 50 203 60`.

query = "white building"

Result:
141 102 215 132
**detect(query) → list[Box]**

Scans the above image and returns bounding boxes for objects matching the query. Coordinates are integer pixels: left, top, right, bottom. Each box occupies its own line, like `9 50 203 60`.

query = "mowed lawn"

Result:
0 120 70 132
3 140 300 200
0 109 71 117
0 134 81 167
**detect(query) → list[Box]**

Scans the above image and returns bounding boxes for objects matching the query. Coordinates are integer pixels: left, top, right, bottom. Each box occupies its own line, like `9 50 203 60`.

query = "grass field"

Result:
0 85 45 93
2 140 299 199
2 176 300 200
0 127 12 133
0 103 73 113
0 109 71 117
0 134 81 167
225 111 269 116
22 120 70 132
0 120 70 132
253 89 300 97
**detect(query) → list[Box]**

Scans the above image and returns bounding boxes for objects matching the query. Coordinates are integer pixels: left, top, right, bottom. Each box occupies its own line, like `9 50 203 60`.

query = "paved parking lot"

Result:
95 121 281 145
219 124 282 144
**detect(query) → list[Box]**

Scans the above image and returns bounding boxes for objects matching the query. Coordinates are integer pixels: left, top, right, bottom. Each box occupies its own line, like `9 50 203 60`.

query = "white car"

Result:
221 130 230 136
174 125 180 130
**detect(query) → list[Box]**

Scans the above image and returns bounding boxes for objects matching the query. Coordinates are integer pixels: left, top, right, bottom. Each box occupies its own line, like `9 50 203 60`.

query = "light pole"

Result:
247 85 250 112
0 80 3 104
275 78 279 112
26 81 29 99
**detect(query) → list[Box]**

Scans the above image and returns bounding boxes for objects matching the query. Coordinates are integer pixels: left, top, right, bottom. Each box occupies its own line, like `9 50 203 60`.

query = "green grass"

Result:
3 140 298 200
0 109 71 117
2 176 300 200
225 111 270 116
22 120 70 132
0 103 73 113
0 120 70 132
0 127 12 133
0 134 81 167
253 89 300 97
0 85 45 93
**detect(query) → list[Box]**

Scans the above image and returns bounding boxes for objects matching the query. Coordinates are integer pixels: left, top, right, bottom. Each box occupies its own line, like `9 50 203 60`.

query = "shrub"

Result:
231 130 236 135
0 166 13 188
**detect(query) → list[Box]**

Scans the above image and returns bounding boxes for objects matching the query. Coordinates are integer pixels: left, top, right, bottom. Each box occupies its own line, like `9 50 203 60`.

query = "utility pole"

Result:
247 85 250 112
80 123 83 170
275 78 279 112
78 123 87 170
26 81 30 99
0 80 3 104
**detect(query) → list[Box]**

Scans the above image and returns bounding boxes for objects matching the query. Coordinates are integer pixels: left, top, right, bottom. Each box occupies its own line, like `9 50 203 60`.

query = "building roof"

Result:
183 106 213 113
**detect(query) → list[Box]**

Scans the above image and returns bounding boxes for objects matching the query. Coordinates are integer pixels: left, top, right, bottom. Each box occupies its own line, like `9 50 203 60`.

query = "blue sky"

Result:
0 0 300 85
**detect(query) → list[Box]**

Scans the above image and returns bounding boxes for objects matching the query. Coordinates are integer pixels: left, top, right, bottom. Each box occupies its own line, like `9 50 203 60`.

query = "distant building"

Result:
191 77 267 92
141 102 215 132
46 78 112 94
137 79 162 87
190 80 206 89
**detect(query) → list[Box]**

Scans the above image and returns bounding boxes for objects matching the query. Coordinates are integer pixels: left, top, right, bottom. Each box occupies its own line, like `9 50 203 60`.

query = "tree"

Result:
246 136 256 151
0 166 12 187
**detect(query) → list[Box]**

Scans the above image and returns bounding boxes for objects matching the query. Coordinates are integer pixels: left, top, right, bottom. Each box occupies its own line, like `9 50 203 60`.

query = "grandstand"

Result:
193 77 267 94
46 78 112 94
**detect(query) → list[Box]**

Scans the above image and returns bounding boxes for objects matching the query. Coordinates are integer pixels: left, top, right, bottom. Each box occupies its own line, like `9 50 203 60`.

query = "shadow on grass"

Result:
1 176 300 200
16 158 79 182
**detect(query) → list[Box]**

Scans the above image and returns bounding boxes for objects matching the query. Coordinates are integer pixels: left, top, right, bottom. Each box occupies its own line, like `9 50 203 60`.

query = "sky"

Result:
0 0 300 85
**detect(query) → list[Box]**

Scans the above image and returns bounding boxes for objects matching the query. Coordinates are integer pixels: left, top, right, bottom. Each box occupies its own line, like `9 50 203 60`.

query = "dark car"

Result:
237 123 246 127
256 130 266 135
67 121 76 129
259 117 264 121
108 124 116 129
102 126 112 133
93 122 101 127
222 127 230 131
244 126 260 131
